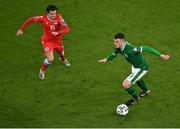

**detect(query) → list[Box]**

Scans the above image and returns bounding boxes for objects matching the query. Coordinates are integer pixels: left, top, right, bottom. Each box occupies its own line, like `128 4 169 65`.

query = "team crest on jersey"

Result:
133 47 141 53
54 20 58 25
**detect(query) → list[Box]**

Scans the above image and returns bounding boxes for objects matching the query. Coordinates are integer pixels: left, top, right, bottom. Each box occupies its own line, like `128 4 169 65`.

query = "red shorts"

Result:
42 40 64 54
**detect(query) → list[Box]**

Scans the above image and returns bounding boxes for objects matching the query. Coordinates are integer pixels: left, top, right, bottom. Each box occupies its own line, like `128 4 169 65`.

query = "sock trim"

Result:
44 58 51 65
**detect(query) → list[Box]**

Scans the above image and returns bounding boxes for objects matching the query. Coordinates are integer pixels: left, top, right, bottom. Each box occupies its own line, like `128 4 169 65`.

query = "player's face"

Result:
114 39 124 48
48 10 57 20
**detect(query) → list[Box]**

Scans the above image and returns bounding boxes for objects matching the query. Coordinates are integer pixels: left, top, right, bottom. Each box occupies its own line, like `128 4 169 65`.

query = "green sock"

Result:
126 86 139 100
136 79 149 92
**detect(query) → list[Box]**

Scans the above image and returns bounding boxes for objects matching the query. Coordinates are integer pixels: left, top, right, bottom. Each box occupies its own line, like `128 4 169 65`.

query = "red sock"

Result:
41 63 47 71
59 55 65 62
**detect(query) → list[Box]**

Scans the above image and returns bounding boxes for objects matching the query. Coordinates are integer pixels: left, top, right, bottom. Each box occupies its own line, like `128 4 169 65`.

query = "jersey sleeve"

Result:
20 16 43 31
133 45 161 57
56 15 70 35
142 46 161 57
57 15 68 26
106 48 120 61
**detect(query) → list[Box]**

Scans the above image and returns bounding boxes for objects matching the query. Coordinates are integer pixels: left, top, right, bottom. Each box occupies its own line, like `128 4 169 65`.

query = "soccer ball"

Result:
116 104 129 116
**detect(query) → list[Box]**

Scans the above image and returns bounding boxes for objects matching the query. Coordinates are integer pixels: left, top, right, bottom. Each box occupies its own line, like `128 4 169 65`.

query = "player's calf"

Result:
123 80 140 105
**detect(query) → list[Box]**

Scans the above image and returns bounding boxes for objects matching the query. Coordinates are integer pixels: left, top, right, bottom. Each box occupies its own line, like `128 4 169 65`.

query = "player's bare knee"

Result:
122 80 131 89
47 57 54 63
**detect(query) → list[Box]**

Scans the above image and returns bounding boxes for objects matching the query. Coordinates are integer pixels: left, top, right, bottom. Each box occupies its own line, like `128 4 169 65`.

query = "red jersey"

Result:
20 14 70 42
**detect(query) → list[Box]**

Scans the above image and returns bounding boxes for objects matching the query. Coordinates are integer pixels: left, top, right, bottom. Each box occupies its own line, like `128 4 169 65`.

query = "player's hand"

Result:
51 31 59 36
98 58 108 63
160 54 170 61
16 29 23 36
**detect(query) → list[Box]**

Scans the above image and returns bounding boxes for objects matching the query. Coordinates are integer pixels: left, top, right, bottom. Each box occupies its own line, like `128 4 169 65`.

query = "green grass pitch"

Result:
0 0 180 127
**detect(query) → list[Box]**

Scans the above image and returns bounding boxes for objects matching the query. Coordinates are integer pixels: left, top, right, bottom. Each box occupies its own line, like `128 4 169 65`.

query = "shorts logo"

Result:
44 47 49 52
129 73 134 79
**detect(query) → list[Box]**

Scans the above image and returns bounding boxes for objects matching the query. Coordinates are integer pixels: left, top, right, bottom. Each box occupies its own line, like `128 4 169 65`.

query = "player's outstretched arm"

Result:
16 29 23 36
142 46 170 61
16 16 43 37
142 46 161 57
98 48 120 63
160 54 170 61
98 53 116 63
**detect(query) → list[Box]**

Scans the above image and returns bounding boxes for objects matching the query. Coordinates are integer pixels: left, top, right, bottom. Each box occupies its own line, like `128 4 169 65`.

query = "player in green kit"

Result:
98 33 170 105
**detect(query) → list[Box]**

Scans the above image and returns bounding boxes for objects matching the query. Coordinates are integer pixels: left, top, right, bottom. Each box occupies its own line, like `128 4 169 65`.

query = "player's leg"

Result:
59 50 65 62
124 66 148 105
39 51 54 80
59 50 71 67
129 66 150 97
41 51 54 69
39 42 54 80
122 79 140 105
56 44 71 67
136 79 151 97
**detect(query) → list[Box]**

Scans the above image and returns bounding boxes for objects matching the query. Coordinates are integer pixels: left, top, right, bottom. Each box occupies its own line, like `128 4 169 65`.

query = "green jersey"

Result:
106 41 161 70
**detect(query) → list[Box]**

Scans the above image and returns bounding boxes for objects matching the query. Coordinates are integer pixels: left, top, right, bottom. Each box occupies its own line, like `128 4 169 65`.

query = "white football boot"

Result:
63 59 71 67
39 69 45 80
59 56 71 67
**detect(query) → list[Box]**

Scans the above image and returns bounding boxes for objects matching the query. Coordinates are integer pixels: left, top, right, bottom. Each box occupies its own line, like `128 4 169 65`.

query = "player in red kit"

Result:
16 5 71 80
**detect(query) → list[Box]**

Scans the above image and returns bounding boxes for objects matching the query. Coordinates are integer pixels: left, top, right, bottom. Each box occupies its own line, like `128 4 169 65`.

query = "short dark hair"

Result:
114 33 125 39
46 4 58 13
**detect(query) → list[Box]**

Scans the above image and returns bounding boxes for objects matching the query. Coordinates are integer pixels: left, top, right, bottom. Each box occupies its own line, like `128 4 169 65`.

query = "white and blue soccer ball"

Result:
116 104 129 116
